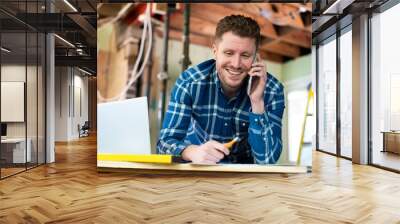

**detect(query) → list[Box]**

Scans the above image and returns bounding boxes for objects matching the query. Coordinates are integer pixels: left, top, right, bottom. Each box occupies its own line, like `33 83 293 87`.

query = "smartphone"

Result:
247 54 258 95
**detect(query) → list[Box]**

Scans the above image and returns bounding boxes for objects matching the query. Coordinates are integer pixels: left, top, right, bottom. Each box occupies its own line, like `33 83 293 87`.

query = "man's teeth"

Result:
226 69 241 75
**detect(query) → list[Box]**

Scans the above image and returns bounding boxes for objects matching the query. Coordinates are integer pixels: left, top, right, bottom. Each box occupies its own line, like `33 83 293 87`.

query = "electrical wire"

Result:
97 3 153 102
120 5 153 100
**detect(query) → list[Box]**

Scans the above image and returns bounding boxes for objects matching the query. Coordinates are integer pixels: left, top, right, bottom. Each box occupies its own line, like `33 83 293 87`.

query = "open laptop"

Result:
97 97 151 155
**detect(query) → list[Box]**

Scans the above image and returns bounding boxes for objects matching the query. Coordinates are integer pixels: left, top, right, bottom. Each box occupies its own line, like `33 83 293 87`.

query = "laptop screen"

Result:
97 97 151 155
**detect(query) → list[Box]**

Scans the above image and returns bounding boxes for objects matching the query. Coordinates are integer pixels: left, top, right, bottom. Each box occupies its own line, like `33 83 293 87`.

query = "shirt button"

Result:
263 138 267 141
224 122 228 126
255 119 258 122
242 122 246 126
261 118 264 122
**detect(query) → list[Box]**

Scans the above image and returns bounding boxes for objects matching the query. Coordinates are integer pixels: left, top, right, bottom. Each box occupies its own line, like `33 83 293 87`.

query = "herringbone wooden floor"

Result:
1 135 400 223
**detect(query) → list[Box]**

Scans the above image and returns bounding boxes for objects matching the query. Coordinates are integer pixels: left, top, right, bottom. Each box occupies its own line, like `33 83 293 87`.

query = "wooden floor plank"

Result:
0 135 399 223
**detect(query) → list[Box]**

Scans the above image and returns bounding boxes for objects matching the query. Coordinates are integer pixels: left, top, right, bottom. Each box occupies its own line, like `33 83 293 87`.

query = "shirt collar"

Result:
212 65 222 91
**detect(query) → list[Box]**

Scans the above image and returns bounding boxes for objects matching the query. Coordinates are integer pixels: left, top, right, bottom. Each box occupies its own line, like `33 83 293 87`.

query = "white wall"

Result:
55 67 89 141
1 64 46 163
1 65 36 138
55 67 68 141
1 66 25 129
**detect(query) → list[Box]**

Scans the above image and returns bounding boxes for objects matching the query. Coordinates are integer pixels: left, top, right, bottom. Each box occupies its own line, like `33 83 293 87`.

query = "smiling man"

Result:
157 15 285 164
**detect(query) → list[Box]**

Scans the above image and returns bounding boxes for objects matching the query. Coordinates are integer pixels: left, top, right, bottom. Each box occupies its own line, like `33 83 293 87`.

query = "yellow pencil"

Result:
224 137 240 149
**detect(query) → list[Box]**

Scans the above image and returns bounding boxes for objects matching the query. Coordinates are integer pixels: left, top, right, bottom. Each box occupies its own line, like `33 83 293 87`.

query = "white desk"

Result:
98 160 310 173
1 138 31 163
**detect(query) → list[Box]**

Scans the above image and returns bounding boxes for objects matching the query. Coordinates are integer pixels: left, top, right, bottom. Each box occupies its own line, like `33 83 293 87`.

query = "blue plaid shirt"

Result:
157 59 285 164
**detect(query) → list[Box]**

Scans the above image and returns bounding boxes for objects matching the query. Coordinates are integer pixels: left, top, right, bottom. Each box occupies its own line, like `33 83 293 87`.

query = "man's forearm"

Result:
250 99 265 114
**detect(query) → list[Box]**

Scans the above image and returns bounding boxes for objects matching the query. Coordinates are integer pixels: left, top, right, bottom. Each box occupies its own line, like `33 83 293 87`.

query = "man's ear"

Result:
212 43 217 58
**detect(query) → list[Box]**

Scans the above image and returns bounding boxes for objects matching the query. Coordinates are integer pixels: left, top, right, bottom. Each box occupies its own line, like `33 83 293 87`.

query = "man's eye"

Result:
224 52 233 56
242 55 250 59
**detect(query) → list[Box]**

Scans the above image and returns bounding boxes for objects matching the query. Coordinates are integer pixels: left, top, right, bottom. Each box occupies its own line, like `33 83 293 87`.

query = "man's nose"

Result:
230 55 241 69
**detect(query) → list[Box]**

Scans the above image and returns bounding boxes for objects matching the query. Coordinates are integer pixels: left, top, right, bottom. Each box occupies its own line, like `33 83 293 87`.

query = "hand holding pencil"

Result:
223 136 240 150
181 137 240 164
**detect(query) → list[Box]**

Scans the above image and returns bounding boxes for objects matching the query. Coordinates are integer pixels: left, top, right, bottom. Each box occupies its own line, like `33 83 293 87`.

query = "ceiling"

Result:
0 0 97 74
98 2 312 63
168 3 312 63
311 0 390 44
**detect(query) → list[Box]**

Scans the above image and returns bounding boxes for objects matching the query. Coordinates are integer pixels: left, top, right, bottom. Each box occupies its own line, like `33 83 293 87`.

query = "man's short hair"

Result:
215 15 261 50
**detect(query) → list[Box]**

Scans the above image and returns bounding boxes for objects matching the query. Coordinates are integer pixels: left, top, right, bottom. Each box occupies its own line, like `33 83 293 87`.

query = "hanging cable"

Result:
98 3 153 102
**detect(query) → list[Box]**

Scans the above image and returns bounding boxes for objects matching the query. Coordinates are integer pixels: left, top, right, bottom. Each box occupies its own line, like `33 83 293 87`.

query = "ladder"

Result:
296 83 314 166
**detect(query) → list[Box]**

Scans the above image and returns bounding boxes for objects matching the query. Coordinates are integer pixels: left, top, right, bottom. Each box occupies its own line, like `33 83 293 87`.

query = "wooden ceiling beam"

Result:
220 3 311 35
170 12 216 37
282 4 305 29
189 3 312 50
161 4 310 60
156 27 213 48
280 30 311 49
260 41 300 58
276 26 311 49
305 24 312 32
254 3 305 30
291 3 312 12
259 50 283 63
259 36 277 48
190 4 227 24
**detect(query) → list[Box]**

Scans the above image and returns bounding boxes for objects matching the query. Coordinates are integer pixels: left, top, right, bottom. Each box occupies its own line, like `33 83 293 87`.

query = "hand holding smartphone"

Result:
247 54 259 95
246 53 267 113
